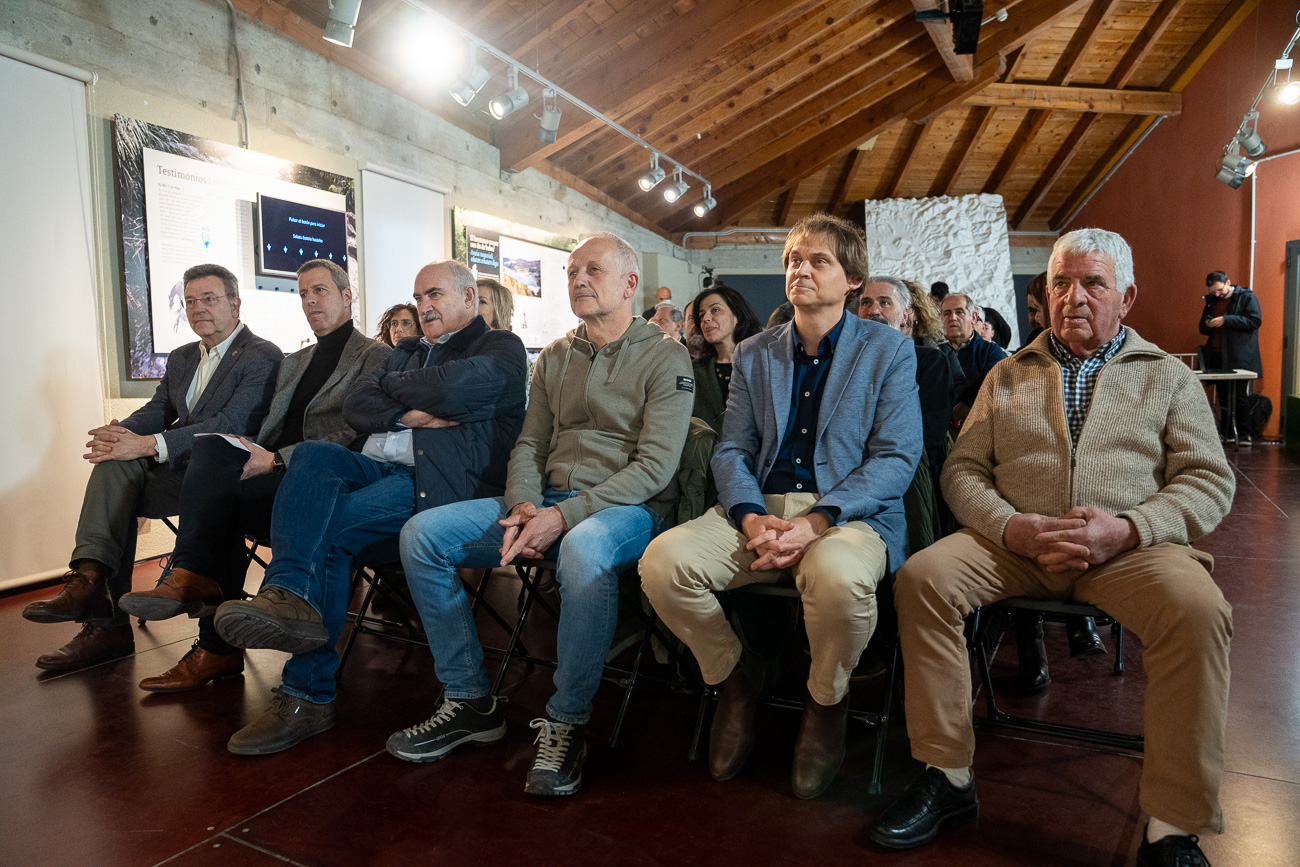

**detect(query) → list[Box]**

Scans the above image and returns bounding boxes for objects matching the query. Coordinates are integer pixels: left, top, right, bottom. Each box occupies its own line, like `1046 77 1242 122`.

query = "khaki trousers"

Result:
895 529 1231 833
640 493 888 706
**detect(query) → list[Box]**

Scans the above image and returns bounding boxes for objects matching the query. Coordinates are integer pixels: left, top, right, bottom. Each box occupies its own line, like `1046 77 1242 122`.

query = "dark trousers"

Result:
171 436 282 654
71 458 185 625
1205 349 1252 437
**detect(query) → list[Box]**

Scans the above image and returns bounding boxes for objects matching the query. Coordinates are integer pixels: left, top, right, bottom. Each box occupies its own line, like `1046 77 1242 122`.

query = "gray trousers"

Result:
70 457 184 623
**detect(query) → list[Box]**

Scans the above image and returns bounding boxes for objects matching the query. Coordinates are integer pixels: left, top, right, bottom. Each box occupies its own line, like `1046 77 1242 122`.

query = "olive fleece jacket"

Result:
942 327 1235 548
505 316 695 527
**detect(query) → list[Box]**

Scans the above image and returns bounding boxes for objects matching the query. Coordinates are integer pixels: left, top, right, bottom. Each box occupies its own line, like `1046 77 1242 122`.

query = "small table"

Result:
1195 369 1258 449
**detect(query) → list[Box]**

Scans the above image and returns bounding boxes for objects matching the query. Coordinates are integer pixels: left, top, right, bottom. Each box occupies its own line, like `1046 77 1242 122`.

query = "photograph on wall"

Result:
114 115 356 378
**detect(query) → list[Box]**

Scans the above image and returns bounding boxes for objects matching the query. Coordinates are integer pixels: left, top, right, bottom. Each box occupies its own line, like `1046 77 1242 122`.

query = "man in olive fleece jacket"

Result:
391 233 693 797
869 229 1235 867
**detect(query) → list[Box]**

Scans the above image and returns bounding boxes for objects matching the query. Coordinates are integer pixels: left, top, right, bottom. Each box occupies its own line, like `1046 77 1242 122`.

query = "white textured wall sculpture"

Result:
863 194 1018 348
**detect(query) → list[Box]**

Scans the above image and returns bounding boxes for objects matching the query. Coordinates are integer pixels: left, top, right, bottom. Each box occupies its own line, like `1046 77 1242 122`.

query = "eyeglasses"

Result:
184 293 231 309
389 318 417 329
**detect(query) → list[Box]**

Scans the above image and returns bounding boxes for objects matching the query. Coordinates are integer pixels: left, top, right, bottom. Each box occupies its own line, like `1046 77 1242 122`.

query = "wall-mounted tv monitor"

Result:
257 193 348 279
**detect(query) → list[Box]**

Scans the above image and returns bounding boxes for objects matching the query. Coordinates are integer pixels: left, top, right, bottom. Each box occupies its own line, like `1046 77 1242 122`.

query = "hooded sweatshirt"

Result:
506 316 695 527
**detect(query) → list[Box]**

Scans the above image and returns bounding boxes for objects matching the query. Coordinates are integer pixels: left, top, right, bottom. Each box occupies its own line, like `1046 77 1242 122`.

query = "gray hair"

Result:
297 258 350 293
1052 228 1135 291
436 258 477 296
183 263 239 298
654 300 684 323
864 275 912 308
579 231 641 282
944 293 976 314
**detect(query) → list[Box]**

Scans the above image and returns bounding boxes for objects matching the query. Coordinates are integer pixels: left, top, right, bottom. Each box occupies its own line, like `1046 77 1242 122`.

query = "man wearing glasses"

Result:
23 263 283 672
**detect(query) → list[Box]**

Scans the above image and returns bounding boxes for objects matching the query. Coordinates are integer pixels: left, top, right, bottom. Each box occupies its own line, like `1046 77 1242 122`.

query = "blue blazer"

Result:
713 314 923 569
121 324 283 469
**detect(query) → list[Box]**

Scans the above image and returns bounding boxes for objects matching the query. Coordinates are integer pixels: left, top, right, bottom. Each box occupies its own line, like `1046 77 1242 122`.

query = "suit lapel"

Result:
315 330 364 398
767 326 794 447
191 328 247 417
815 318 866 444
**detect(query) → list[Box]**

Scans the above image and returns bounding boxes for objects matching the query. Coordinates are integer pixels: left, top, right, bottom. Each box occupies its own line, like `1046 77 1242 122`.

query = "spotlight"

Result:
1215 146 1256 189
449 45 489 107
538 88 561 144
489 67 529 119
638 154 666 192
323 0 363 47
1278 80 1300 105
663 166 689 203
693 185 716 217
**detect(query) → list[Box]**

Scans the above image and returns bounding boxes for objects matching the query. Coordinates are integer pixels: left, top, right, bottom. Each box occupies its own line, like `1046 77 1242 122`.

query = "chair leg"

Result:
687 684 713 763
868 641 901 795
608 624 653 748
1113 622 1125 675
492 565 541 695
336 567 383 679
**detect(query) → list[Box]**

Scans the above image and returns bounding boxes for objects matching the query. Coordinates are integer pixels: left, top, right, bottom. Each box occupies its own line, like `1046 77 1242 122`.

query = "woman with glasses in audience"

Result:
376 303 419 347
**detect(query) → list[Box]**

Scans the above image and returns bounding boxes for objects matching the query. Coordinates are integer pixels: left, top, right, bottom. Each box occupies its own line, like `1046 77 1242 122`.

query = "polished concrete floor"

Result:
1 445 1297 866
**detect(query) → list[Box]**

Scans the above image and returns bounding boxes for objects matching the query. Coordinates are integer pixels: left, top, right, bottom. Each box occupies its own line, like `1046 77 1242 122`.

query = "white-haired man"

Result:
868 229 1235 867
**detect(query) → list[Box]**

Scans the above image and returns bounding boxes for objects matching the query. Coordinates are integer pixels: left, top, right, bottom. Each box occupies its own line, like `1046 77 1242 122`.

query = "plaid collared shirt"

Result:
1048 328 1127 445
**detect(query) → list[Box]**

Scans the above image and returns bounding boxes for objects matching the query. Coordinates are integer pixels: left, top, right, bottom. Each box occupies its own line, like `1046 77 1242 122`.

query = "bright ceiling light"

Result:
489 67 529 119
449 44 490 107
402 24 465 84
637 153 666 192
1278 80 1300 105
693 186 716 217
323 0 363 48
663 166 689 203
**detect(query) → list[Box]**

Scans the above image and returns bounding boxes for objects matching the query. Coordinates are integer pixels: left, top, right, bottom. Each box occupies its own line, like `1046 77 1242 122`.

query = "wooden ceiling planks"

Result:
251 0 1256 238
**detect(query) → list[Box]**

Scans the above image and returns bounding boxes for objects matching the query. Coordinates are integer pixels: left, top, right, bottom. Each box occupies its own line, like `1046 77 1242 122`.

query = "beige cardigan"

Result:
942 327 1235 548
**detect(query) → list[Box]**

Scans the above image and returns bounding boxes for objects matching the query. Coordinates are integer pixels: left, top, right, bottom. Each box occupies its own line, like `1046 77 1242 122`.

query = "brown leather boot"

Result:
23 569 113 623
35 622 134 671
119 568 224 621
791 693 849 799
708 662 764 781
139 643 244 692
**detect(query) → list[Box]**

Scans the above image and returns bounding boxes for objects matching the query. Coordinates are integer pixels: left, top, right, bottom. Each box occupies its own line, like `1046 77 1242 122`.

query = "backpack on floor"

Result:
1247 393 1273 438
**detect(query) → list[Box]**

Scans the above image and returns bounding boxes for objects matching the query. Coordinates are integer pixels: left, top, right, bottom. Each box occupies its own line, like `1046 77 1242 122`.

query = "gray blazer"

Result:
121 324 283 469
712 313 923 569
256 327 392 465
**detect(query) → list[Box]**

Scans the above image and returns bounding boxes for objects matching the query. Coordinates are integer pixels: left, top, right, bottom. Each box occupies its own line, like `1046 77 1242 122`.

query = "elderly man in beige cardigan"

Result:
868 229 1235 867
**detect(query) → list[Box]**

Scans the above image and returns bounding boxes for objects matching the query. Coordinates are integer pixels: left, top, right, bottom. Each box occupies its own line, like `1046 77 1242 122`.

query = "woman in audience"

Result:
1020 271 1049 349
375 303 419 346
691 282 762 433
476 277 514 331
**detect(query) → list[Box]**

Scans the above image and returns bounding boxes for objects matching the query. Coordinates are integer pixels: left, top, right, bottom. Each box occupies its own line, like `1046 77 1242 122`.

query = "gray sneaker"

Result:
214 586 327 654
524 718 586 796
228 688 337 756
386 698 507 762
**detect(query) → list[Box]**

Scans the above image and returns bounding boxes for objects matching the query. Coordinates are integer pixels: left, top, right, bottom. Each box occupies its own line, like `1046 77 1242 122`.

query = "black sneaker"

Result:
1239 435 1252 447
524 718 586 796
386 697 506 763
1136 829 1212 866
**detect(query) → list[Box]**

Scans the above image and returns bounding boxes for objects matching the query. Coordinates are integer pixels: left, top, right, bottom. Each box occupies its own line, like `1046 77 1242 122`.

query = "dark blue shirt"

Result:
730 312 846 528
954 330 1007 382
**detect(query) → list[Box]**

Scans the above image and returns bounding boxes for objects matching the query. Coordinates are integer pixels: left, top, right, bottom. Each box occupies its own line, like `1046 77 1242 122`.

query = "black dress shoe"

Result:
1066 615 1107 658
1014 611 1050 694
1136 829 1212 866
867 767 978 850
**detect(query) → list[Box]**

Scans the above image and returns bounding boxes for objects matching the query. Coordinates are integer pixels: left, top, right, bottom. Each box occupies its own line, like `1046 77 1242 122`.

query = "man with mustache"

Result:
212 259 528 756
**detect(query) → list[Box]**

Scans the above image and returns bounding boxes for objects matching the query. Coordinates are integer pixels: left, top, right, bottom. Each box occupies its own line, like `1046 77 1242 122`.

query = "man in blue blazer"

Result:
643 214 921 799
23 263 282 671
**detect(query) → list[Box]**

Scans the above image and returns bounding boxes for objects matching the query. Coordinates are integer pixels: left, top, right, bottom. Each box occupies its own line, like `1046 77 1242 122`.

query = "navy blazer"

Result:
121 325 283 469
713 314 923 569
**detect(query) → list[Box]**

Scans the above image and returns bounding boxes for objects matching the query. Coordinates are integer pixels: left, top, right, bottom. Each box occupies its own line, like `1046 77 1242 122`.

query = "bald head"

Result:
413 259 478 340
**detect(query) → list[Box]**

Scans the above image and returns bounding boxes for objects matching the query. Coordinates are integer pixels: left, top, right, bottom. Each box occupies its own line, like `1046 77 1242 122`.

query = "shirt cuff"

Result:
153 433 169 464
729 502 766 529
810 506 840 526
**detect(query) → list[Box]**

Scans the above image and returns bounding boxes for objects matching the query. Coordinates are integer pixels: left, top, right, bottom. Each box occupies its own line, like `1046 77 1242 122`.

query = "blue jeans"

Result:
400 491 662 724
264 441 415 704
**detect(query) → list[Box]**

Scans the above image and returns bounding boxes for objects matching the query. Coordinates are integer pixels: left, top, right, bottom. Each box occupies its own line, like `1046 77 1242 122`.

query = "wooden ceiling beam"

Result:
494 0 813 171
975 0 1090 66
911 0 975 82
1106 0 1186 89
776 184 799 226
1012 111 1095 228
1048 0 1121 86
982 108 1051 193
352 0 406 39
1048 0 1261 229
965 83 1180 115
827 150 868 215
886 121 932 198
677 54 1003 233
935 106 994 195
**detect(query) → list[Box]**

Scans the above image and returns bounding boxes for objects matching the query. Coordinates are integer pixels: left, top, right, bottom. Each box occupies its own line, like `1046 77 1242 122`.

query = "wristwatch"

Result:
271 453 287 475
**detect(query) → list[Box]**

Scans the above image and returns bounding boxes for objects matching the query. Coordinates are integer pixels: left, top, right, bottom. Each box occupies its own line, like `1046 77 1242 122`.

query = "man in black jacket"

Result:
1200 270 1262 443
212 258 529 756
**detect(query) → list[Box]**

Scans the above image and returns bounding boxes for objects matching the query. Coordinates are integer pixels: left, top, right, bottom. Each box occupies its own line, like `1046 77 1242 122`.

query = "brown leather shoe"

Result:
119 568 224 621
23 570 113 623
214 586 327 654
791 694 849 799
35 622 134 671
228 688 337 756
139 643 244 692
709 664 763 781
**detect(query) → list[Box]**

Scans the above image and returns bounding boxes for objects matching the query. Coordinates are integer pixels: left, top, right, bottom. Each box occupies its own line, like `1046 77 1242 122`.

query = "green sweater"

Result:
942 327 1235 549
506 316 695 526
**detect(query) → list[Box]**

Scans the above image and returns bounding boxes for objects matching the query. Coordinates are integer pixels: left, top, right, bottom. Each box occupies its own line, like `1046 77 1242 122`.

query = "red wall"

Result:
1067 0 1300 437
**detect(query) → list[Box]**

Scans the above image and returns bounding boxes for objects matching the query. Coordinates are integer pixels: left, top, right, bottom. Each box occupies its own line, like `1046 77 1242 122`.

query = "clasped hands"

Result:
741 511 832 572
499 503 568 566
1003 507 1139 572
84 419 158 463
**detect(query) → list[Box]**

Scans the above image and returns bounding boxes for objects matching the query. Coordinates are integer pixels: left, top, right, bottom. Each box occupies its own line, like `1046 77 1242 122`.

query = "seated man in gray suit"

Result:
23 263 282 671
642 214 922 799
118 259 391 692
